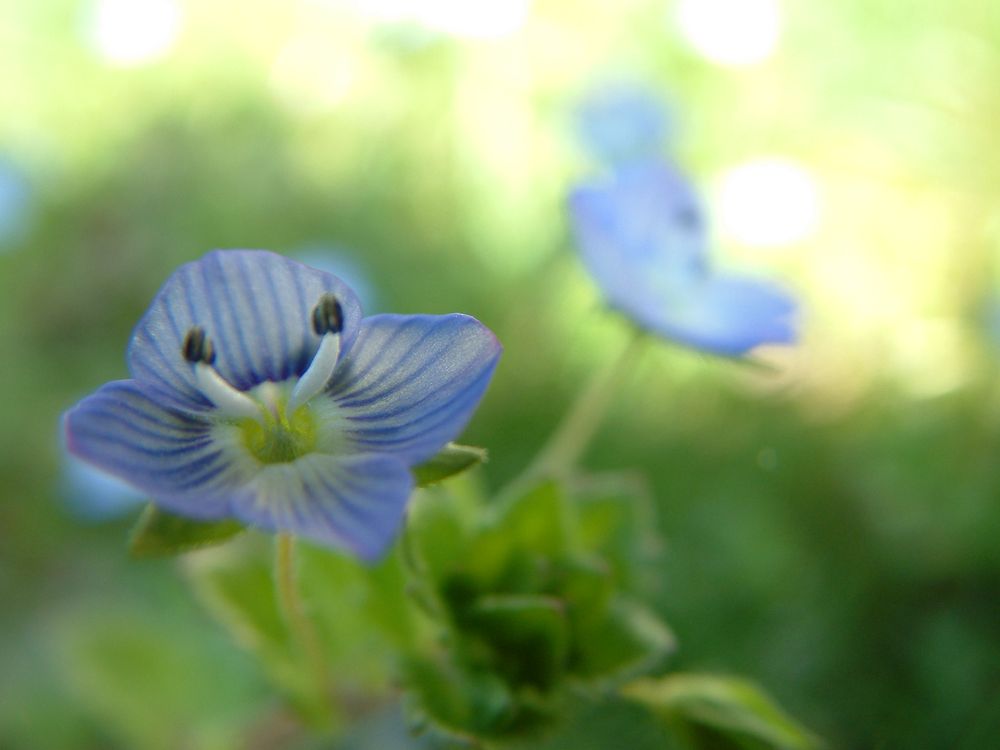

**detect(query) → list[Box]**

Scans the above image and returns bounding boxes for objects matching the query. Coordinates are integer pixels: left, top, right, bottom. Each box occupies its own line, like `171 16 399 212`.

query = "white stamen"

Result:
287 333 341 414
194 362 262 420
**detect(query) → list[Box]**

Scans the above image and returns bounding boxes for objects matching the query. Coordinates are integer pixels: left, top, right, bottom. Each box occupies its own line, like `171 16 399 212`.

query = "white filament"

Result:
194 363 262 420
287 333 341 414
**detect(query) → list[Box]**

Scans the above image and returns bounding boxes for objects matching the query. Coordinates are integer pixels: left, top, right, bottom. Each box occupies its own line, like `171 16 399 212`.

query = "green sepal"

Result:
128 504 245 558
412 443 487 487
622 674 819 750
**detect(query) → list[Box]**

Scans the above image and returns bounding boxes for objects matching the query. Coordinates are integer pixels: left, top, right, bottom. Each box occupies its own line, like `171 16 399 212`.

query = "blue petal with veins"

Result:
329 314 501 464
128 250 364 411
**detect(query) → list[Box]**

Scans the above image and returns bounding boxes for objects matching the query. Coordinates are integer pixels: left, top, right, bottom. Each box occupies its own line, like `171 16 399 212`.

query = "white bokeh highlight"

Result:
715 157 822 248
675 0 781 67
87 0 182 67
342 0 532 39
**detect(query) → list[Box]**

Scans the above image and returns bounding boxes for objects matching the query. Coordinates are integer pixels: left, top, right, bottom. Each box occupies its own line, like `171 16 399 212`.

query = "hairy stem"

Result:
275 534 331 717
521 330 645 483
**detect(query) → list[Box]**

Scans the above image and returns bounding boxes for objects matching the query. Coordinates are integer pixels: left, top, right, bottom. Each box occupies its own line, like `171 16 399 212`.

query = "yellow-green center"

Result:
240 401 317 464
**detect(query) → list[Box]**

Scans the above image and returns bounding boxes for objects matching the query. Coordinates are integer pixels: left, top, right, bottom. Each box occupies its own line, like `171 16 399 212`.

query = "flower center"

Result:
181 293 346 464
239 388 318 464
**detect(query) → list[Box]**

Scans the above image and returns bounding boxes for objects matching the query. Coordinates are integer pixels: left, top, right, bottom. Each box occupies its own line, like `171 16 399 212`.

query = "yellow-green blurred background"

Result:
2 0 1000 747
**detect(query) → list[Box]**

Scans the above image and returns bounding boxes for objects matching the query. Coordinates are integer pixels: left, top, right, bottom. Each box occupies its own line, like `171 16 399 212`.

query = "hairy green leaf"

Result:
623 673 818 749
573 598 675 684
129 504 244 558
413 443 487 487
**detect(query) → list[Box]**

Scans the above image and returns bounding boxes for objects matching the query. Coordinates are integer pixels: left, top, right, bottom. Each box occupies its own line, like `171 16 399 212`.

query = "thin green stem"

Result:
275 533 331 716
516 330 645 486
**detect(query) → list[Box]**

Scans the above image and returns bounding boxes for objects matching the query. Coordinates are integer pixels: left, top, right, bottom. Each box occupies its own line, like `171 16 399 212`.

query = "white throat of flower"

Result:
181 293 344 425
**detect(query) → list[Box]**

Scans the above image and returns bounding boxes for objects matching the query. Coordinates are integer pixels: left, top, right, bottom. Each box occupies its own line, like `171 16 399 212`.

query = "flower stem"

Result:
519 330 645 484
275 533 331 718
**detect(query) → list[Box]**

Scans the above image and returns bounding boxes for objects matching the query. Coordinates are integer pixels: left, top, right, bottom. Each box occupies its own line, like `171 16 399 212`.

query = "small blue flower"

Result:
575 82 672 168
570 162 796 356
0 158 33 250
64 250 502 559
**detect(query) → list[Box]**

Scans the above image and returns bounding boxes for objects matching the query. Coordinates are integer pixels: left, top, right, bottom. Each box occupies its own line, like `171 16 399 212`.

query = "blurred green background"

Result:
2 0 1000 747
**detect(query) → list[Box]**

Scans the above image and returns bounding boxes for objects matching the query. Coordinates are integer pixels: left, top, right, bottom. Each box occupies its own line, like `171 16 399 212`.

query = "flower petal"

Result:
326 314 502 464
64 380 252 520
570 162 709 312
570 162 798 357
647 275 798 356
128 250 363 409
575 82 672 168
235 453 413 561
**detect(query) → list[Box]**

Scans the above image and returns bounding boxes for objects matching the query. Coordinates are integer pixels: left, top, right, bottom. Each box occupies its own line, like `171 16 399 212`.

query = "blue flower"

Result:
0 157 33 250
63 250 502 559
575 82 672 168
569 162 796 356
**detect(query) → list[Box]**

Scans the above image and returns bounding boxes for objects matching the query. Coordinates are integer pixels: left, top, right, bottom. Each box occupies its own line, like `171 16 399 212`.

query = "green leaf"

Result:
299 542 419 670
53 609 261 750
466 594 571 691
128 504 244 558
623 674 819 750
185 551 297 685
406 487 473 592
463 480 576 590
572 598 676 684
187 540 405 726
493 479 575 556
503 693 679 750
403 654 517 740
184 544 331 723
572 472 663 589
556 556 615 635
413 443 487 487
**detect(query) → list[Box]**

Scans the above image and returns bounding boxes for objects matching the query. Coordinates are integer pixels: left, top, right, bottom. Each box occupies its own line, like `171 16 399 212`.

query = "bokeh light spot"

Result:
86 0 182 67
343 0 532 39
675 0 781 67
715 157 822 248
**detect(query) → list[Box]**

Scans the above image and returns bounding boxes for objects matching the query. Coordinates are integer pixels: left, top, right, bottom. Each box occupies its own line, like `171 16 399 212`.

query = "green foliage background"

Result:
2 0 1000 747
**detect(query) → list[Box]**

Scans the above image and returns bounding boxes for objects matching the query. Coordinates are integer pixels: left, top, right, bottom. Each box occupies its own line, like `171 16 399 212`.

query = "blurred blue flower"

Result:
64 250 502 559
575 82 672 168
0 158 33 249
293 244 380 313
570 162 797 356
